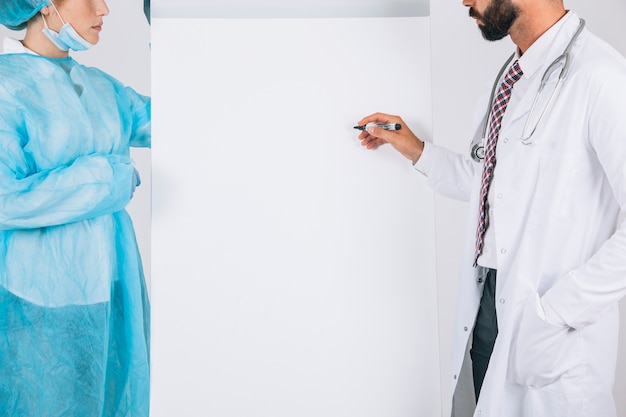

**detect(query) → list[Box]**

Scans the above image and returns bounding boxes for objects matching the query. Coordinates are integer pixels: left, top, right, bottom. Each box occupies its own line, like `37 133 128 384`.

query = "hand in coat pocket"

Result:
507 293 583 389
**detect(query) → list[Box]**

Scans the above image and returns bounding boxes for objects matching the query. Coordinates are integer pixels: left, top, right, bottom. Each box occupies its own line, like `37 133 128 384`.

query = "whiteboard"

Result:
151 17 439 417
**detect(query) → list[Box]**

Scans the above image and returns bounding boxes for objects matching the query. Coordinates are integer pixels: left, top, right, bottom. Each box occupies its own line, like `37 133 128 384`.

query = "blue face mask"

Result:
41 3 94 52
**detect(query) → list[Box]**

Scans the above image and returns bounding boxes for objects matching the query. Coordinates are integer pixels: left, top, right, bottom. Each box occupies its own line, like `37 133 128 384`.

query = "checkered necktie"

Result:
474 60 524 266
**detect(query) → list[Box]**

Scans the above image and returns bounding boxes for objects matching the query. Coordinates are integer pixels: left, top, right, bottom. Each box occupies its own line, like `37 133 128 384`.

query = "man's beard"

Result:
469 0 519 41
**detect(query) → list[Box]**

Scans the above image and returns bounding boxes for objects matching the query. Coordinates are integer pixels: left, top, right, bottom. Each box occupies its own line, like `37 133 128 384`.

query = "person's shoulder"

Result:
0 53 41 82
0 52 30 64
74 61 125 86
577 30 626 73
73 62 147 100
572 30 626 109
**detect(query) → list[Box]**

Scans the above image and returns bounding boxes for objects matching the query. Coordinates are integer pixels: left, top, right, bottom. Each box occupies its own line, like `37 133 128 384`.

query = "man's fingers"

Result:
357 112 398 126
359 132 387 149
366 125 395 141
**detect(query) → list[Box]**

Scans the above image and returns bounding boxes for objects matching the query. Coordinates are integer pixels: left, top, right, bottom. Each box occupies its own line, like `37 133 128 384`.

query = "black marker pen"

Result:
353 122 402 131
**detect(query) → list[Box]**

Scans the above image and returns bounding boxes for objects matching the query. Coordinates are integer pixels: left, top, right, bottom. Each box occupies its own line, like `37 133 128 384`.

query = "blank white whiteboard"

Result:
151 17 439 417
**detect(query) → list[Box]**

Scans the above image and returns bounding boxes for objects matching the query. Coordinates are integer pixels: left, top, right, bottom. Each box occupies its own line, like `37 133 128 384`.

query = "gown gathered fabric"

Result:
0 38 151 417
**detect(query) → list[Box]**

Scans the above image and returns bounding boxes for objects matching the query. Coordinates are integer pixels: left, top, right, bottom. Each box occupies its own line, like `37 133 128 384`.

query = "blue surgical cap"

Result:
0 0 50 31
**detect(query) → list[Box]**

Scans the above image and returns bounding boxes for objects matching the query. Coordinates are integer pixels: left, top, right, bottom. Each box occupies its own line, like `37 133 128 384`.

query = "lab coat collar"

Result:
505 11 584 125
517 11 579 81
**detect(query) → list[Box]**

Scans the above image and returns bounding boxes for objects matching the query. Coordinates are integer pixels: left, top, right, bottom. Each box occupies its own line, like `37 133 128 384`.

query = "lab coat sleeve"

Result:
541 69 626 330
0 126 136 230
126 86 151 148
418 142 480 202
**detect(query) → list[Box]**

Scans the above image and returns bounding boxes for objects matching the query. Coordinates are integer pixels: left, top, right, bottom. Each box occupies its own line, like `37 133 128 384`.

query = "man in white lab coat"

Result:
357 0 626 416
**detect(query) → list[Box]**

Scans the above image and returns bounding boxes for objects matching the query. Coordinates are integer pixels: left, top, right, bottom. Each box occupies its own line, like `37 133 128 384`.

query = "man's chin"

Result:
480 29 509 42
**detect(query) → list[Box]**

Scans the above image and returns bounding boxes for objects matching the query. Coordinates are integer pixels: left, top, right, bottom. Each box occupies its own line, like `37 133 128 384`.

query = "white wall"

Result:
429 1 626 416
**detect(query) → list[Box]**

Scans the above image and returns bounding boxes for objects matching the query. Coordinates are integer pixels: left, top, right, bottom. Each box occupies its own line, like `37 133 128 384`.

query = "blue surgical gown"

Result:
0 49 150 416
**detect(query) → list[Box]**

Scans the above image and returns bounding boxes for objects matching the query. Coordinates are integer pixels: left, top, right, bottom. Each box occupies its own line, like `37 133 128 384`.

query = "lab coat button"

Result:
454 374 457 380
500 248 507 254
477 411 482 416
464 326 469 331
503 137 509 143
497 193 504 199
499 298 506 304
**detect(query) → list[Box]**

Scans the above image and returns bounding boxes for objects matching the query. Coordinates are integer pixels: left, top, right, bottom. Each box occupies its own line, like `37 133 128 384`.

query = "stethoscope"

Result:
470 18 586 162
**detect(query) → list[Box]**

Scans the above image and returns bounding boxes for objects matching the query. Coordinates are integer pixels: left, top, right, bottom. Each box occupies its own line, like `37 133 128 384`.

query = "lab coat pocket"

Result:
507 294 583 389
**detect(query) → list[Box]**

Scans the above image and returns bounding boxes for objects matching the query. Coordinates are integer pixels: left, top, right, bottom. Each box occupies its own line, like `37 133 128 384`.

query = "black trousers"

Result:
469 268 498 401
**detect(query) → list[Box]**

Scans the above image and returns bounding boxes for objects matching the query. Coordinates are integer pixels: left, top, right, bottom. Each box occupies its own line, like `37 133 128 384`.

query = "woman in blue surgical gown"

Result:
0 0 150 415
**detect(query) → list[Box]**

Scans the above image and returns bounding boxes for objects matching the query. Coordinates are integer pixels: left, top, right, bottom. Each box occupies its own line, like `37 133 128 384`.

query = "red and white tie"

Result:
474 60 524 267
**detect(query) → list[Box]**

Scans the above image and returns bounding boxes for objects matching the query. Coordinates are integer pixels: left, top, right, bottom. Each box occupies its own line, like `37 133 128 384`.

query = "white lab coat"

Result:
422 12 626 417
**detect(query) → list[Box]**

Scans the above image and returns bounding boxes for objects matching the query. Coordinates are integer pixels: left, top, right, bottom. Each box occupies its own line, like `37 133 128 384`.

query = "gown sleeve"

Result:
126 86 151 148
0 99 136 230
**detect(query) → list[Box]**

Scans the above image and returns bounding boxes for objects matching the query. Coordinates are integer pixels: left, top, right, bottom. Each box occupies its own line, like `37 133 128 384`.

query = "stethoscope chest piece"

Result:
471 141 485 162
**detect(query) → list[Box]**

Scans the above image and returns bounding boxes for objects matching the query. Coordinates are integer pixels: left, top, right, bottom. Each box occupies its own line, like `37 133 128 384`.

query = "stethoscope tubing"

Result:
470 18 586 162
